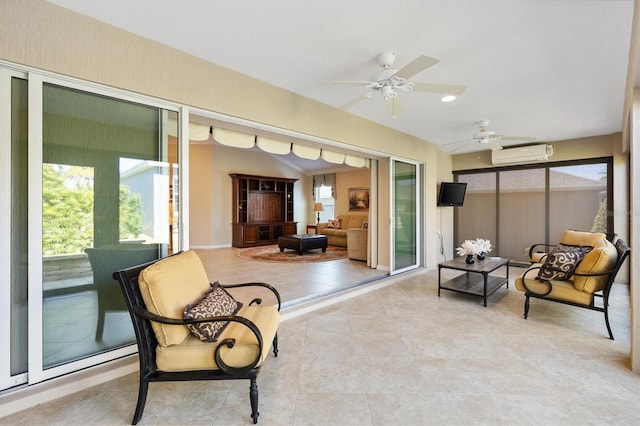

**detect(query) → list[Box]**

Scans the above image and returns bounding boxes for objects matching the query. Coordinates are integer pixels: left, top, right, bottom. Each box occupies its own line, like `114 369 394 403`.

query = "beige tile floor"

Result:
194 247 389 308
3 263 638 425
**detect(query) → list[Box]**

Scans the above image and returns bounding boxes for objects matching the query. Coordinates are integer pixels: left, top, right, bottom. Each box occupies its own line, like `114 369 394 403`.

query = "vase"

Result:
476 252 485 261
465 254 475 264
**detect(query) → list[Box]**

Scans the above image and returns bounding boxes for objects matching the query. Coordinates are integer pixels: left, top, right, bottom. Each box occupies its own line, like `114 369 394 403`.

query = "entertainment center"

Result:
230 173 298 247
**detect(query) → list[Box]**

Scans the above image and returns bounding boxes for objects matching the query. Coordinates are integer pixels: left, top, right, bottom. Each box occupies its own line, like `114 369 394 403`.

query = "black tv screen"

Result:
437 182 467 207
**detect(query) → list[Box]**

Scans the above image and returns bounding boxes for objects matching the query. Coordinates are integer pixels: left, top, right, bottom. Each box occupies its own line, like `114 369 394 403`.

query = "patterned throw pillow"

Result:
184 282 242 342
327 219 341 229
537 248 587 281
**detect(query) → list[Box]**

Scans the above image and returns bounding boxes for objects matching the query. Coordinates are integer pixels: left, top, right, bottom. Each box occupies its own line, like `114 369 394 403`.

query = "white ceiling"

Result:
49 0 635 156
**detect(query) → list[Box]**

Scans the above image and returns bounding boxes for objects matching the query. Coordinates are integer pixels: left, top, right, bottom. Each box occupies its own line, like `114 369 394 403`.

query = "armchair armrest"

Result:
528 243 555 261
221 282 281 311
519 265 553 296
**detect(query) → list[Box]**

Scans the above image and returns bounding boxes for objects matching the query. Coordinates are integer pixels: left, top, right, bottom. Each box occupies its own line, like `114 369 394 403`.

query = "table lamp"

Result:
313 202 324 224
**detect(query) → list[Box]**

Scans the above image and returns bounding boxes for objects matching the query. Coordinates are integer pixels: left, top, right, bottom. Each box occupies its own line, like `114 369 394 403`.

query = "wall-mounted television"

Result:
437 182 467 207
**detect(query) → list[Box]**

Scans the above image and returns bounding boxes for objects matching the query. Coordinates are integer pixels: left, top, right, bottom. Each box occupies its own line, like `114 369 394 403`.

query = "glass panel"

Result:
393 161 417 270
498 169 546 264
315 185 334 222
11 77 28 377
456 173 497 254
41 84 173 369
549 163 608 242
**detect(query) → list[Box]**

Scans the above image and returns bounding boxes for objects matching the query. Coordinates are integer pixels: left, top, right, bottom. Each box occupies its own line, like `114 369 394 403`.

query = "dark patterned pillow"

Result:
537 250 586 281
184 282 242 342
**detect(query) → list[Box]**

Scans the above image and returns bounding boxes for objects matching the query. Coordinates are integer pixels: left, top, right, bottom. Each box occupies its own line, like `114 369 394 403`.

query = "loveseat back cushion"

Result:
336 214 367 229
138 250 212 347
561 230 608 249
184 282 242 342
573 240 618 293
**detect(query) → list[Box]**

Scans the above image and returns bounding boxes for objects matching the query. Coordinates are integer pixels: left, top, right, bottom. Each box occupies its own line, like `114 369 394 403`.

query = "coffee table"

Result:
278 234 328 255
438 256 510 307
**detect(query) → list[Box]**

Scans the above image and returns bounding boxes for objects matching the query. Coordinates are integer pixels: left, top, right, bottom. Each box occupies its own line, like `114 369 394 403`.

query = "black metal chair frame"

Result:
521 238 630 340
113 256 281 425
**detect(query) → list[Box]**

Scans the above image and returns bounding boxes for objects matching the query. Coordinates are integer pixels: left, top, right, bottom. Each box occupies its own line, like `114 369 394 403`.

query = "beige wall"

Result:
189 144 375 249
189 144 311 248
452 133 619 171
335 168 371 216
0 0 448 268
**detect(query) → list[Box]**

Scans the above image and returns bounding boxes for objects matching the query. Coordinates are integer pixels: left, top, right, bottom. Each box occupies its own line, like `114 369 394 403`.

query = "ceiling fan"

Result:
330 52 466 118
445 120 536 153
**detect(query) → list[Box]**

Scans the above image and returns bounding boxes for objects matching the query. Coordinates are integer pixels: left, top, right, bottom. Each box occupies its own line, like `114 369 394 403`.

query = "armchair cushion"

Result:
184 282 242 342
515 267 594 305
138 250 211 347
156 304 280 372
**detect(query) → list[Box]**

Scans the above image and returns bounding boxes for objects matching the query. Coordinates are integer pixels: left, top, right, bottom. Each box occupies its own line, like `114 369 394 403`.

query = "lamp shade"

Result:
313 202 324 212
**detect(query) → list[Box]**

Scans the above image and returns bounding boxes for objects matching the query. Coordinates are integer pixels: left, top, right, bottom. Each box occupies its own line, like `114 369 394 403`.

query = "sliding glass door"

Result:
391 159 420 273
1 67 182 390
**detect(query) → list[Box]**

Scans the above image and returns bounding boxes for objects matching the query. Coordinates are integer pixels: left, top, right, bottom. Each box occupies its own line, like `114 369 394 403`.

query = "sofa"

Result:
317 214 368 260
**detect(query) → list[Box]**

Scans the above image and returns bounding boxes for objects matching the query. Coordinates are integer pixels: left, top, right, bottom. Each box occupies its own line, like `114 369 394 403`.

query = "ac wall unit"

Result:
491 144 553 165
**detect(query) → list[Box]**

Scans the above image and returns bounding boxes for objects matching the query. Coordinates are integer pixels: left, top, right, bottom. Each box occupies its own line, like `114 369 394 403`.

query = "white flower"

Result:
456 238 492 256
475 238 492 253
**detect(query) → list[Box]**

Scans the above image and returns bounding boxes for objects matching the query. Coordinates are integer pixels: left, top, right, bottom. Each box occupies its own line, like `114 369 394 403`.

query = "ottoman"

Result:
278 234 328 255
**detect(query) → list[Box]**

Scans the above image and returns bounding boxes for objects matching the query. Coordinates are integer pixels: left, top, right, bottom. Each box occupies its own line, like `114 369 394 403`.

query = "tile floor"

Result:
4 263 638 425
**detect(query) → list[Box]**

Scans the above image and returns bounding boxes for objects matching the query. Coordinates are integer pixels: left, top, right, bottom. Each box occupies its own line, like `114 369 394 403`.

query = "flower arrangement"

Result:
456 238 492 256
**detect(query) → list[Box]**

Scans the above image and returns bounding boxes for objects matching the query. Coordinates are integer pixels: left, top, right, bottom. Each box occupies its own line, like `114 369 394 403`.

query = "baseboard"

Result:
189 244 231 249
0 356 138 419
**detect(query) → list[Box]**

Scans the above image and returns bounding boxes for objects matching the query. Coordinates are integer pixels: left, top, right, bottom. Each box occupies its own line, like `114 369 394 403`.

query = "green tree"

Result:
119 185 143 240
43 164 144 255
42 164 94 255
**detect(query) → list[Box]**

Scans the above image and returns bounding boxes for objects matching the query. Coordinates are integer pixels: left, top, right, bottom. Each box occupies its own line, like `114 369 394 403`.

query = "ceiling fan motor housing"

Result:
376 51 396 68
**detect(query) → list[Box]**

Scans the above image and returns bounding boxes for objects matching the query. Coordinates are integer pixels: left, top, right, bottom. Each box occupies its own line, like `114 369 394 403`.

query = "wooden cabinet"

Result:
230 174 298 247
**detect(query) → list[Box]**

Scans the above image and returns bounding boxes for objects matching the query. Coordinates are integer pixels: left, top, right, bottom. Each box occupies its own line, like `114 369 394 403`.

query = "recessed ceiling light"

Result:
441 95 456 102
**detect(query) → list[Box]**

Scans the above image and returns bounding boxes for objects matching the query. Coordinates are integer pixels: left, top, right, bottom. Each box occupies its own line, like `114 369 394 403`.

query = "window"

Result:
455 159 611 265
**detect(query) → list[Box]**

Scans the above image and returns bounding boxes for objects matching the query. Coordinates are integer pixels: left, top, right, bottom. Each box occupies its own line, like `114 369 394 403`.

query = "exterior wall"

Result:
0 0 445 268
451 134 618 171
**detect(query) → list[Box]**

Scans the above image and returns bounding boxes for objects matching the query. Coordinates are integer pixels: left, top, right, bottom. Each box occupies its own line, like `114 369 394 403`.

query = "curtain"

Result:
313 173 336 199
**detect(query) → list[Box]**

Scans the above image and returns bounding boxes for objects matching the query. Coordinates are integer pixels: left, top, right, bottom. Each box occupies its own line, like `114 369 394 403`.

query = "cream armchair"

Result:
515 230 630 339
113 250 280 424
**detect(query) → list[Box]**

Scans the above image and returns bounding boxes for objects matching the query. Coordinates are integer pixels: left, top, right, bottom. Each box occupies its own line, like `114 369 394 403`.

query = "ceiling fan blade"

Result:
494 135 536 142
412 82 467 95
486 140 503 151
329 80 377 87
385 96 402 119
392 55 439 80
339 93 372 110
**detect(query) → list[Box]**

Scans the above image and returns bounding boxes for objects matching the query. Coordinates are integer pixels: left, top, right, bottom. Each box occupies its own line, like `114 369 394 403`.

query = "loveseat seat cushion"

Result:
138 250 211 347
514 267 593 305
156 304 280 372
